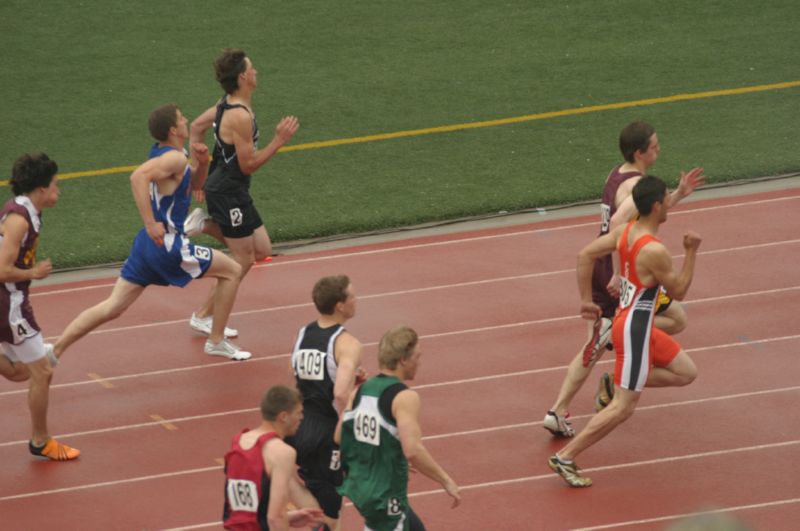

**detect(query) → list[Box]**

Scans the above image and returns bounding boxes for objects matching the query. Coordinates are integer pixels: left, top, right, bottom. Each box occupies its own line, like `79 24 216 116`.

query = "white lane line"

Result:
422 383 800 441
30 194 800 298
163 494 800 531
573 497 800 530
1 293 798 400
24 437 797 521
0 465 221 502
31 237 800 339
405 440 800 498
1 299 798 401
2 348 799 449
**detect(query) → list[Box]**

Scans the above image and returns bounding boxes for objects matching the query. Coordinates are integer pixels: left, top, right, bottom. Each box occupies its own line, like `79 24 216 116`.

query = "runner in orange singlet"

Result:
548 176 701 487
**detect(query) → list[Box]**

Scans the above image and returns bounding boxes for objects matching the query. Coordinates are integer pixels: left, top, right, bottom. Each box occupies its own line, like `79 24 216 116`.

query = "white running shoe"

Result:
543 410 575 437
183 208 208 237
190 313 238 338
204 339 252 361
44 343 58 368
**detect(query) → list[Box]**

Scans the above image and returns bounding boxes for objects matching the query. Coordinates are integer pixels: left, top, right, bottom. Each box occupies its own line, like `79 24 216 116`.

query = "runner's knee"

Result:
95 298 129 322
28 360 54 382
677 365 697 386
10 365 31 382
2 362 30 382
657 304 688 335
669 352 697 386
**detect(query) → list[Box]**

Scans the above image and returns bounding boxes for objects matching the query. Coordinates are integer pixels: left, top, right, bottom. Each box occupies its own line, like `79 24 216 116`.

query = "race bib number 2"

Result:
229 207 243 227
227 479 258 512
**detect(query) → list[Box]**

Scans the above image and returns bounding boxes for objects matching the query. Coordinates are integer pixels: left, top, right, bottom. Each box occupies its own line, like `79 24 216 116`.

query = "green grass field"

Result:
1 0 798 268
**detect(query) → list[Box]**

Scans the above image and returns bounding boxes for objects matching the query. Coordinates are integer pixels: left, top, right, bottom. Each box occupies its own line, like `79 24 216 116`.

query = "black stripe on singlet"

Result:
625 286 659 389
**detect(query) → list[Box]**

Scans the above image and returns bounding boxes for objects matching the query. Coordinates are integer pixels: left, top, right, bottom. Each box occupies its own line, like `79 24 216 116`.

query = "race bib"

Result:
387 497 402 516
11 318 37 344
354 410 380 446
329 449 341 471
619 277 636 309
294 349 326 381
229 207 243 227
193 246 211 261
600 204 611 233
227 479 258 512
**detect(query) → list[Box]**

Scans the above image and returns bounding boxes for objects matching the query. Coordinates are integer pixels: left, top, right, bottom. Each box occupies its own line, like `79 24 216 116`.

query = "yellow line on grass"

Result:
283 80 800 152
3 80 798 187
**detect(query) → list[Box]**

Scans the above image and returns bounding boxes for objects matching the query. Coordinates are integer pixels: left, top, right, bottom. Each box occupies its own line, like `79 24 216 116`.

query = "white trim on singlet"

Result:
178 236 202 279
14 196 40 234
343 395 400 441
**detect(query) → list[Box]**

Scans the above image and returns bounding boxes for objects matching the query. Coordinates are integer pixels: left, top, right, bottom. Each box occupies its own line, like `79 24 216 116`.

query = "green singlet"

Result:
338 375 410 531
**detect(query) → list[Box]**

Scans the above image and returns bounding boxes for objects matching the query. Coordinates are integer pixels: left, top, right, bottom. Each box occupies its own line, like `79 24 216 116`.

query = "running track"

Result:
2 187 799 530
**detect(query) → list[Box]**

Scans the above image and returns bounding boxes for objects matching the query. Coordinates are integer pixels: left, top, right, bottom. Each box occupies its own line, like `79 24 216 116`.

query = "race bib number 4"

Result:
11 318 37 344
354 410 380 446
227 479 258 512
294 349 326 381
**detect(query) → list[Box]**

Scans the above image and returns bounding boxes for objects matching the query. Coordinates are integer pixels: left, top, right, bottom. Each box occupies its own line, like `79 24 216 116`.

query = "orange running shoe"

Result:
29 438 80 461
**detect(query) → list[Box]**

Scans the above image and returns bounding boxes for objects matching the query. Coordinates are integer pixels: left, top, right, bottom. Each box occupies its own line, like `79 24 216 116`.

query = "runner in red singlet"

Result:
223 385 323 530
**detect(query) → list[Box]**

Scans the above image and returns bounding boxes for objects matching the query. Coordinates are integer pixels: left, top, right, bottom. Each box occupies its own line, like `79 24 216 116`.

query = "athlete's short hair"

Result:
312 275 351 315
619 121 656 163
10 153 58 196
148 104 179 142
633 175 667 216
215 49 248 94
378 326 418 370
260 385 302 421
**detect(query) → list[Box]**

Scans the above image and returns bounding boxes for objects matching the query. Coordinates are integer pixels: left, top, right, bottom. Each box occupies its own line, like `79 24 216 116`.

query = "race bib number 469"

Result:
354 410 380 446
227 479 258 512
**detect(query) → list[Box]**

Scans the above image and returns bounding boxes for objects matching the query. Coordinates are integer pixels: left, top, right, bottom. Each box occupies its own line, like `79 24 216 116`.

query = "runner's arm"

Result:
333 387 359 445
190 105 216 146
395 390 461 507
333 333 363 414
129 150 187 246
265 442 297 531
644 232 701 300
576 225 624 317
229 110 299 175
189 142 210 191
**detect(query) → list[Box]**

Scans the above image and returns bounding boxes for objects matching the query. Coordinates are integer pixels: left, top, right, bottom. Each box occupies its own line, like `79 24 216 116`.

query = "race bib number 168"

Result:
227 479 258 512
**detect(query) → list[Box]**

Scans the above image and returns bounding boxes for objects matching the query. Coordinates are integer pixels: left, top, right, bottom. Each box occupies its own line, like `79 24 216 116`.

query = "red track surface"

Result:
2 188 799 530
